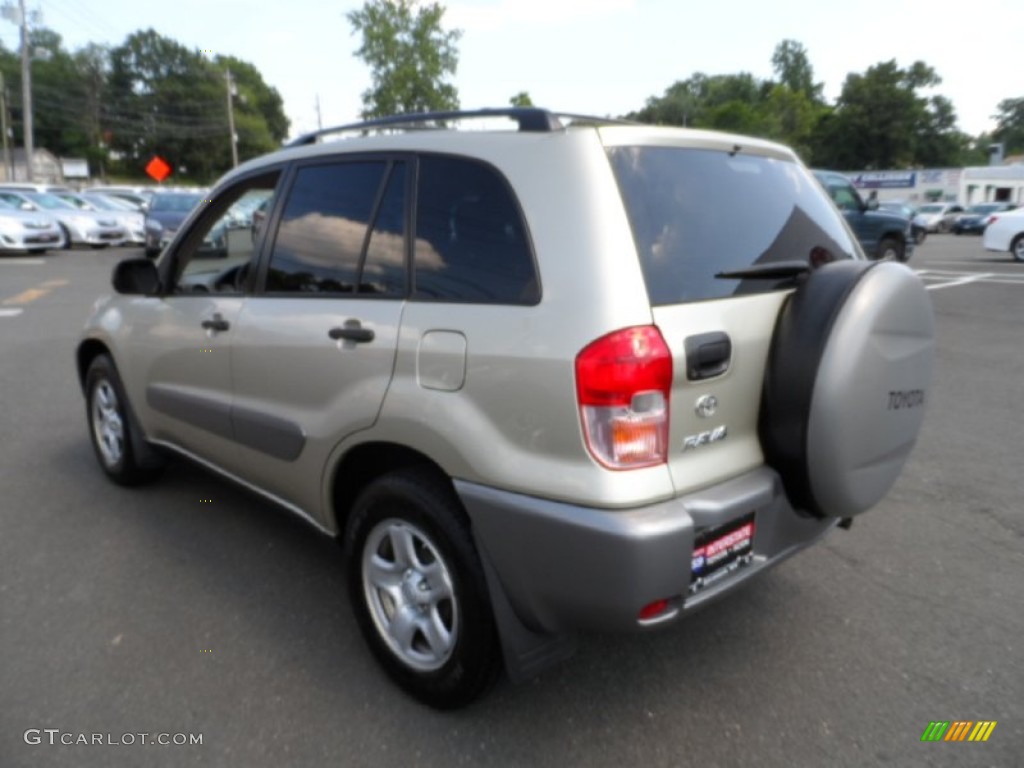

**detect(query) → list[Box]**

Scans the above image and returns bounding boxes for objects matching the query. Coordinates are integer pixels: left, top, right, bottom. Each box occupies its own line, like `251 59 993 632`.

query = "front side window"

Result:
413 155 538 305
608 148 858 305
170 173 280 294
265 161 407 295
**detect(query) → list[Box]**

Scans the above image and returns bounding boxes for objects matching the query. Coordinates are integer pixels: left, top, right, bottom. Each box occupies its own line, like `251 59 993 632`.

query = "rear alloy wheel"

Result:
345 468 501 709
760 260 935 519
877 237 904 262
1011 234 1024 263
85 355 163 485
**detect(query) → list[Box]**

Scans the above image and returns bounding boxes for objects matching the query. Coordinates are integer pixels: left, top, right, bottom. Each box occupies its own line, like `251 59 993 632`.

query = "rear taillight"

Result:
575 325 672 469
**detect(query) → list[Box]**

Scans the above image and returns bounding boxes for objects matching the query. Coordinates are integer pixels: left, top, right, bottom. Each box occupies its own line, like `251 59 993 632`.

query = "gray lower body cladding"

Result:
456 467 835 680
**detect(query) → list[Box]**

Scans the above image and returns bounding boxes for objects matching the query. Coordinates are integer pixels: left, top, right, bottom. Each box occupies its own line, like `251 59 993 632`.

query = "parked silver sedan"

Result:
0 197 65 253
0 190 126 248
55 192 146 246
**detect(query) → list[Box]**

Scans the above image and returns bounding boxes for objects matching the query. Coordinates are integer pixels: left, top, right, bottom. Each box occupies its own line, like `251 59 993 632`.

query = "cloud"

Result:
446 0 634 33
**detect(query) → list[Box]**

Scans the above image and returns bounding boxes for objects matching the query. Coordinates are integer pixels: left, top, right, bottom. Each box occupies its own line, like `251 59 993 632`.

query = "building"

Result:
848 163 1024 206
848 169 961 203
3 148 65 183
960 164 1024 205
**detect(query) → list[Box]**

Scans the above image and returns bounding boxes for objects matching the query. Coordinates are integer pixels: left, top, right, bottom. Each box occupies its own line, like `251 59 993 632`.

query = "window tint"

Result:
608 147 858 305
413 156 538 305
266 162 387 293
360 163 407 296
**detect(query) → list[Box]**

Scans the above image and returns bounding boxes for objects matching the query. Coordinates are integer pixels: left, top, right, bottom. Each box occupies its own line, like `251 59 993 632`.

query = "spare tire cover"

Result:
760 260 935 518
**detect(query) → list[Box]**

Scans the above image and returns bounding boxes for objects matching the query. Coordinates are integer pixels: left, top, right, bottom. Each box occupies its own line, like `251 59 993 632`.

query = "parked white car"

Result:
0 197 65 252
914 202 964 233
0 190 126 248
982 207 1024 262
55 192 146 246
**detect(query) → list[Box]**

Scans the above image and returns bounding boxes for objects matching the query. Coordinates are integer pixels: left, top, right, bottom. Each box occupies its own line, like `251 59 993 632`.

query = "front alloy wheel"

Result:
91 379 125 469
84 354 163 485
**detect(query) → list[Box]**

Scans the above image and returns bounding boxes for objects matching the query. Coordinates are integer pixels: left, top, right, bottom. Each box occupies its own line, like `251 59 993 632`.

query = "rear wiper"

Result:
714 260 811 280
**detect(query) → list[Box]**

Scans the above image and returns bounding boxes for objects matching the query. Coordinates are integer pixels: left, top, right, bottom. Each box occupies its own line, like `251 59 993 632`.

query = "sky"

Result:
1 0 1019 142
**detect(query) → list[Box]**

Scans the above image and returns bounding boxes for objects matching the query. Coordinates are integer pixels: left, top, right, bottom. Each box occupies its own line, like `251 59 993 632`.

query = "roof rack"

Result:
285 108 638 147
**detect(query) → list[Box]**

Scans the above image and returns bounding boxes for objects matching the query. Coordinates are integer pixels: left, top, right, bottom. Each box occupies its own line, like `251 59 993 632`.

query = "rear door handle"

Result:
201 313 230 333
684 331 732 380
328 320 374 343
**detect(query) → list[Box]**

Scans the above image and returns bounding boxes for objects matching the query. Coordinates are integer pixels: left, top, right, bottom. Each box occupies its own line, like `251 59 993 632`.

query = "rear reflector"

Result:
638 598 671 621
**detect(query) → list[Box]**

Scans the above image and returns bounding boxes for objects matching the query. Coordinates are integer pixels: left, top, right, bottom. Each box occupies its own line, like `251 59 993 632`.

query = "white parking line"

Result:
0 258 45 266
931 260 1022 269
0 308 24 317
923 274 991 291
915 268 1024 291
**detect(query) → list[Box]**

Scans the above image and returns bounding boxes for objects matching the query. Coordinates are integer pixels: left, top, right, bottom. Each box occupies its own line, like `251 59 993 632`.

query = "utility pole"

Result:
0 72 11 180
315 94 323 130
17 0 32 180
225 68 238 168
1 0 33 180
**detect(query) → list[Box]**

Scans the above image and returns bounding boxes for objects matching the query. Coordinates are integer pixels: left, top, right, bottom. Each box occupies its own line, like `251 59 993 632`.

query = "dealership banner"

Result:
850 171 917 189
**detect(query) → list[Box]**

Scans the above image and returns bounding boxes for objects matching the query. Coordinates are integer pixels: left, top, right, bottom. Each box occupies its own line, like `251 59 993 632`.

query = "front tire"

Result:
344 468 501 709
877 237 904 262
85 355 163 485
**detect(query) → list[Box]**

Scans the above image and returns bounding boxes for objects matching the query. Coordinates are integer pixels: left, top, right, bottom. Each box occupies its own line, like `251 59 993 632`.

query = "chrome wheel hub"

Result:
91 380 124 468
362 519 457 672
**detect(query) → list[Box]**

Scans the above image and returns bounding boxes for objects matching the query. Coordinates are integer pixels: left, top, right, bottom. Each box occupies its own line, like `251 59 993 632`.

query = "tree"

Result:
106 29 288 181
993 97 1024 156
809 60 967 169
347 0 461 119
771 39 821 101
509 91 533 108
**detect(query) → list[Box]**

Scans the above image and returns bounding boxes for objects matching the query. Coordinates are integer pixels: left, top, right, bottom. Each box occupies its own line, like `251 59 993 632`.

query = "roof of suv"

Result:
234 107 799 187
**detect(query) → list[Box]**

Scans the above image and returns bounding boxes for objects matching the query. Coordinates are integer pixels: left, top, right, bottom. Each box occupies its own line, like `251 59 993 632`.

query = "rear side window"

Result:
608 147 858 305
413 155 538 305
266 161 397 294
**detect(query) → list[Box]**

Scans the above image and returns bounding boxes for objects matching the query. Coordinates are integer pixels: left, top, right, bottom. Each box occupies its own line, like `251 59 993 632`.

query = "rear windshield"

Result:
607 147 858 305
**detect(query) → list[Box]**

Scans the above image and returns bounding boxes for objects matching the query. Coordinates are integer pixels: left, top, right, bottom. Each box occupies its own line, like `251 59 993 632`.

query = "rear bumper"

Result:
458 467 835 638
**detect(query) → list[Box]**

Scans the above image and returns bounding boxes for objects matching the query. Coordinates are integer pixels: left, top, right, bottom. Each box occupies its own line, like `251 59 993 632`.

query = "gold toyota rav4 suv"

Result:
77 108 935 708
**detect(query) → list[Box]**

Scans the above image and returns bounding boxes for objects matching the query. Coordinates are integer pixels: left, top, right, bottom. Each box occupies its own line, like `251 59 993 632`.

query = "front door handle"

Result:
201 313 230 333
328 320 374 343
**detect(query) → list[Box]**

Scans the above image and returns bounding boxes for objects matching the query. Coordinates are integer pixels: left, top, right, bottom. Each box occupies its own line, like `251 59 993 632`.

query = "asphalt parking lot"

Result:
1 236 1021 767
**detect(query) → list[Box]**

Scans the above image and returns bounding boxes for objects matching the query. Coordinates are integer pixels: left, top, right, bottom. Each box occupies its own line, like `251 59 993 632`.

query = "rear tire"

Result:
1012 235 1024 263
85 355 164 485
344 468 501 709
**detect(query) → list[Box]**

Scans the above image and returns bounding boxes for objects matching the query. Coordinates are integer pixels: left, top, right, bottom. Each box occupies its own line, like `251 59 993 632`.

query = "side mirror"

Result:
20 202 34 211
112 258 161 295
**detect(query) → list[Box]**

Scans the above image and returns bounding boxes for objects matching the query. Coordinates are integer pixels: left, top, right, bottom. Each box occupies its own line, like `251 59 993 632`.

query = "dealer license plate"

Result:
689 512 756 596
